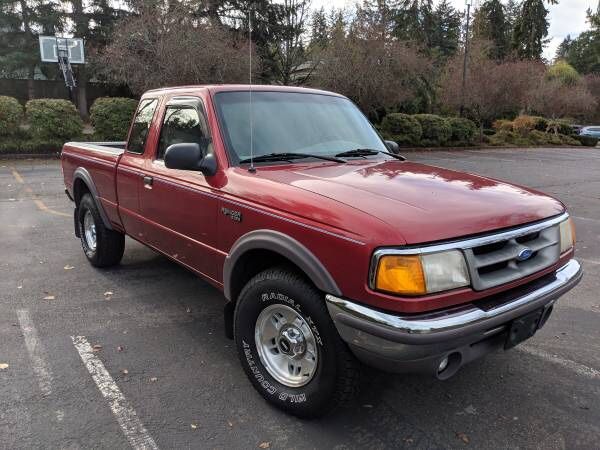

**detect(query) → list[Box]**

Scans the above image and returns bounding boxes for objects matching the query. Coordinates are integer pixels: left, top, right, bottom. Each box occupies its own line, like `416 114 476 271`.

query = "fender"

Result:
223 229 342 301
73 167 113 230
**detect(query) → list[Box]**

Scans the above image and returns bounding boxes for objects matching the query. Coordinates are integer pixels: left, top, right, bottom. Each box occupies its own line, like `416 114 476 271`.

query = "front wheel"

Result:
234 267 360 418
77 193 125 268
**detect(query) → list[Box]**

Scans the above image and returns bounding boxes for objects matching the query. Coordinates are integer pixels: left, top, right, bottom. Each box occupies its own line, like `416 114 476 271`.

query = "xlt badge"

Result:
221 207 242 222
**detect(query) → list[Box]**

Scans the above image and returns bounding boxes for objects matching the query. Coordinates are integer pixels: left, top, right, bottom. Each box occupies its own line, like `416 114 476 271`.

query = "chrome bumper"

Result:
326 259 582 375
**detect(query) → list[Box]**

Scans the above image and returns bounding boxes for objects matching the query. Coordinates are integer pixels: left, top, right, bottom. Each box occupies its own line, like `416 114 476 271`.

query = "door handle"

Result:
143 175 153 189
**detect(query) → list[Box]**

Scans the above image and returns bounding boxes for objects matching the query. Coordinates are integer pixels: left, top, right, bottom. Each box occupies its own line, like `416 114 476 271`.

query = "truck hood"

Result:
255 159 565 244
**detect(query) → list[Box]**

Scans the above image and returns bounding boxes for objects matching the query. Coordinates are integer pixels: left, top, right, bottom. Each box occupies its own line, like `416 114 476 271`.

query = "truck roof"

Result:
143 84 345 98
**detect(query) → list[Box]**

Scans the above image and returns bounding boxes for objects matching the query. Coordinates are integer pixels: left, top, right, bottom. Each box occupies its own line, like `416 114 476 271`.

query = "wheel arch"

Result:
223 230 342 303
72 167 113 230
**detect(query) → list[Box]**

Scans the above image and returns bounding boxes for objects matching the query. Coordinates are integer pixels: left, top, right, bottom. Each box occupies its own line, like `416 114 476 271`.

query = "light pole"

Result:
460 0 472 117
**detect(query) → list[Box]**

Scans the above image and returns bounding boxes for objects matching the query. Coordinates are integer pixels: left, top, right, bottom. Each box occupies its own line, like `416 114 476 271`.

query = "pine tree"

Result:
473 0 510 60
562 3 600 73
0 0 65 96
429 0 461 59
309 7 328 50
555 35 573 60
512 0 553 59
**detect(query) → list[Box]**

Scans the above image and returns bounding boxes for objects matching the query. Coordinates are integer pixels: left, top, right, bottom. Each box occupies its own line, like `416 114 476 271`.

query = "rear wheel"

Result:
234 267 360 418
77 193 125 267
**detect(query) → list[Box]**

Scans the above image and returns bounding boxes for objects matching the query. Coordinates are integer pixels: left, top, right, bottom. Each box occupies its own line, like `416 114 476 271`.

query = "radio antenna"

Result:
248 8 256 173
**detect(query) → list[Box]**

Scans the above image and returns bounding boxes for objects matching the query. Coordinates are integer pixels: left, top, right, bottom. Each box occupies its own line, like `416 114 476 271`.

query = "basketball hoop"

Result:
39 36 85 90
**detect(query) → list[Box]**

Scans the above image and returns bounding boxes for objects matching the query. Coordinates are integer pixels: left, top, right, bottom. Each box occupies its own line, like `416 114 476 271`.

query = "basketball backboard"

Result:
39 36 85 64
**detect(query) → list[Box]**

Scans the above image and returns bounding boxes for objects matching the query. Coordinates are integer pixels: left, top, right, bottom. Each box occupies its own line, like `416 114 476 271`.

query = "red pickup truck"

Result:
62 85 582 417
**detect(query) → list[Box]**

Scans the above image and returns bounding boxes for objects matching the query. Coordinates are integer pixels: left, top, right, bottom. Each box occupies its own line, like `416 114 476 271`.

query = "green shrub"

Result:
447 117 477 145
0 137 63 155
0 96 24 136
546 119 573 135
380 113 422 146
529 130 551 145
90 97 138 140
483 128 495 136
531 116 548 132
26 99 83 140
546 60 580 86
574 135 599 147
559 134 581 146
413 114 452 146
488 130 518 146
492 119 513 132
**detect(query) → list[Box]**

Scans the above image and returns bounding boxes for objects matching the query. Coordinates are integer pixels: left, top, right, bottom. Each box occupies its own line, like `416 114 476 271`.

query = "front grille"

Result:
464 223 560 291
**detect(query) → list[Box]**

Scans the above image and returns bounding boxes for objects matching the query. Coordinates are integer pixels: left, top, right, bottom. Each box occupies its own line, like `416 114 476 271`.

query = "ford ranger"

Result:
61 85 582 418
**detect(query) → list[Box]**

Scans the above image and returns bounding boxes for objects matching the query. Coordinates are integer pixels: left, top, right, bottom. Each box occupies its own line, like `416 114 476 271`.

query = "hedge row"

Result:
0 96 138 154
381 113 477 147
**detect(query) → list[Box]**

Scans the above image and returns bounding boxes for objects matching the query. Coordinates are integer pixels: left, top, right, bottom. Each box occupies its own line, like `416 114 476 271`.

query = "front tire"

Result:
77 193 125 267
234 267 360 418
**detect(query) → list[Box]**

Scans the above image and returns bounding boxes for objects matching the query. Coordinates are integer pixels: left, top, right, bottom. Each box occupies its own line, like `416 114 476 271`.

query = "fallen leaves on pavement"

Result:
456 432 470 444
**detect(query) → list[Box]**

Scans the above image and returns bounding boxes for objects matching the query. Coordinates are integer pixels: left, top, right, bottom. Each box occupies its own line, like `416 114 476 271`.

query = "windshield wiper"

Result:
239 152 346 164
335 148 406 161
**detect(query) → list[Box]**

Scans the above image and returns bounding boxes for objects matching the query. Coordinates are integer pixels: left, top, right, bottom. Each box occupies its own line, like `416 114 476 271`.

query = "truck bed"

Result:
61 141 127 231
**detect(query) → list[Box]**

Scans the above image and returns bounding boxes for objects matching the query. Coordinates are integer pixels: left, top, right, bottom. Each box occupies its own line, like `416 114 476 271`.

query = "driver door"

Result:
139 96 220 282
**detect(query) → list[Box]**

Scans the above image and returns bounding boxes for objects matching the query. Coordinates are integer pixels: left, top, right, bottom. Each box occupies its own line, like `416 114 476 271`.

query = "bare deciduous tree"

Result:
527 79 595 120
309 6 434 119
100 5 255 94
439 41 545 125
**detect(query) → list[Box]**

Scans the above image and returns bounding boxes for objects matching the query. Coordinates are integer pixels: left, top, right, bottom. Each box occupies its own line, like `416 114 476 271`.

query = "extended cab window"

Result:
157 105 208 160
127 99 158 154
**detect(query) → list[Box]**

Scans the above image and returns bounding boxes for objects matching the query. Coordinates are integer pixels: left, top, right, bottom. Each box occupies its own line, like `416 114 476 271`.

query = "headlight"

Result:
373 250 470 296
559 218 576 253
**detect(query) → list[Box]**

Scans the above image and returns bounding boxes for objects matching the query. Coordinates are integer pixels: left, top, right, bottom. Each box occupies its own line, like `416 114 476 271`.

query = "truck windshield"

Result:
214 91 387 164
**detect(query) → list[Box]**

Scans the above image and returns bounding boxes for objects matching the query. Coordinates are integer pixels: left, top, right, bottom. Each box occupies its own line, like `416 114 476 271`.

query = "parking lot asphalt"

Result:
1 147 599 450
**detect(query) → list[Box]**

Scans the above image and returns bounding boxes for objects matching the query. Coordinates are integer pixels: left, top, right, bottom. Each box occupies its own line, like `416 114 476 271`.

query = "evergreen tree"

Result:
562 4 600 74
0 0 64 96
429 0 461 59
473 0 510 60
512 0 557 60
309 7 328 50
555 35 573 60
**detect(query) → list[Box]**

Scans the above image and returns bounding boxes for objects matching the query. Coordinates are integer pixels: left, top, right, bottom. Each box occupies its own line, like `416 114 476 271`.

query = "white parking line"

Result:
519 345 600 380
71 336 159 450
17 309 53 396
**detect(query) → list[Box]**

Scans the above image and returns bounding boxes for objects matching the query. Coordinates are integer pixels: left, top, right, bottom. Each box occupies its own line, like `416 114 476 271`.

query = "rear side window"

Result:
127 99 158 154
157 106 208 160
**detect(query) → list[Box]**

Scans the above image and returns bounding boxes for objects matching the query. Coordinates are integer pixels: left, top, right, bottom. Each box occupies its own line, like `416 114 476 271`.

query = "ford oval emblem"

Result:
517 248 534 261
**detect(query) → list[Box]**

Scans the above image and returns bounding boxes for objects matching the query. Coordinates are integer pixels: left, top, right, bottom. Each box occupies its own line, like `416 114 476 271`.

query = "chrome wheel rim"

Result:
83 210 97 251
254 304 318 387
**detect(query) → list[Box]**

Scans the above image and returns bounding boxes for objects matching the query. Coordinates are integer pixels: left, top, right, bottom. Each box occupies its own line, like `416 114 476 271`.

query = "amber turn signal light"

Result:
375 255 426 296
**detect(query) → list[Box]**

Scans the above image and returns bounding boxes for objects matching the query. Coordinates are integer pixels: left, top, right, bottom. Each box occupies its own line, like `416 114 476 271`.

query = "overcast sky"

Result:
310 0 597 60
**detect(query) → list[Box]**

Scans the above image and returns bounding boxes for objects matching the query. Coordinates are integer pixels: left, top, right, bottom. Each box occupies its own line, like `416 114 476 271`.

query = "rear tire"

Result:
77 193 125 267
234 267 360 418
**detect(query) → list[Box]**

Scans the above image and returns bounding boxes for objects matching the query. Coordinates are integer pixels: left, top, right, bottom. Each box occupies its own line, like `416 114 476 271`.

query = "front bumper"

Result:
326 259 582 378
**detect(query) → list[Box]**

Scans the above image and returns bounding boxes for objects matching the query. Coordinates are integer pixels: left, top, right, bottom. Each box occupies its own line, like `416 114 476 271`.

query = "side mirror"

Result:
384 140 400 154
164 142 217 176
